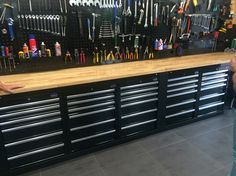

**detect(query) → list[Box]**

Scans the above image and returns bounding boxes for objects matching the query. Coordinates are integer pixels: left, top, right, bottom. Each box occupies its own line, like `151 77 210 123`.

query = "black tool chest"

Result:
0 63 230 176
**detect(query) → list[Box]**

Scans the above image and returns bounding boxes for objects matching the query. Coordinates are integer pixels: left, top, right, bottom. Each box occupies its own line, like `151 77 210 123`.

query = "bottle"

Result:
5 47 9 57
55 42 62 56
1 46 5 56
154 39 159 51
23 43 30 59
29 34 38 58
41 42 46 57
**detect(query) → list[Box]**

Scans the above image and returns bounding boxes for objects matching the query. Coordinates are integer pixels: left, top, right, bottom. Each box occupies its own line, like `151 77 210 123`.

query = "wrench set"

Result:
17 14 66 36
69 0 122 8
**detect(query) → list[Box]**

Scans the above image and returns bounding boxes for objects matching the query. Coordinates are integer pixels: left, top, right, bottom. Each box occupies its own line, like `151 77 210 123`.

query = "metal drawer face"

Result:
165 110 194 125
202 69 228 76
121 109 157 127
167 91 197 106
202 73 228 81
198 102 224 116
120 119 157 137
70 120 115 140
5 131 63 158
72 131 115 151
200 85 225 97
201 78 227 86
8 144 64 168
69 109 115 128
199 93 225 106
166 100 196 116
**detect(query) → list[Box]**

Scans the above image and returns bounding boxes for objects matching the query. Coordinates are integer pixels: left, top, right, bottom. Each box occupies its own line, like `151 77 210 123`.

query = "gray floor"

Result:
21 110 235 176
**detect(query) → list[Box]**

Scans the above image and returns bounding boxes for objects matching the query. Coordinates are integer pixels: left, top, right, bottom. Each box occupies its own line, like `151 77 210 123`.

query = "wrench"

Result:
59 0 63 13
122 0 126 15
154 3 158 27
150 0 153 26
39 15 43 31
35 15 40 31
17 15 22 28
64 0 68 13
118 0 122 8
134 0 138 19
126 0 132 16
53 15 58 34
87 18 92 40
29 0 32 12
32 15 36 30
43 15 48 32
28 15 33 30
25 15 29 30
144 0 149 28
138 9 144 24
49 15 54 33
17 0 21 12
56 15 61 35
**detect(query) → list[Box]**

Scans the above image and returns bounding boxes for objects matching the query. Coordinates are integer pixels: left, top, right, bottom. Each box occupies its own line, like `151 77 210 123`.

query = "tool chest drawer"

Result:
0 95 65 169
166 99 196 116
119 77 159 137
165 109 195 125
199 93 225 106
198 101 225 117
67 87 117 151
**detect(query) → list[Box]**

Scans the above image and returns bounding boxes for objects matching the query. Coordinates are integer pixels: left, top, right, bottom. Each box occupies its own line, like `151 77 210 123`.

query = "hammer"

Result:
0 3 14 24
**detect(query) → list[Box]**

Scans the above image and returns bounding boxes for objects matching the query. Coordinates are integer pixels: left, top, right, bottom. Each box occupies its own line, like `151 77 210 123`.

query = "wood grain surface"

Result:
0 52 233 95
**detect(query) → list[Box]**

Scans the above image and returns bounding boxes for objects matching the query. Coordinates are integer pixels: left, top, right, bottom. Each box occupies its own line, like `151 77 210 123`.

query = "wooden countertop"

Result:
0 52 233 96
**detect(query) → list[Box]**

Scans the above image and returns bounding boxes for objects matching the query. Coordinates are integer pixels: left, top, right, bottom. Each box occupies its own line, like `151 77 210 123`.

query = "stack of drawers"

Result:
165 72 199 124
120 79 159 137
0 98 64 168
67 88 116 151
198 69 229 117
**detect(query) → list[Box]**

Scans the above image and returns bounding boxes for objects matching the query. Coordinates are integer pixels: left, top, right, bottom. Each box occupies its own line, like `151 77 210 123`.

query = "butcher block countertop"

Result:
0 52 233 96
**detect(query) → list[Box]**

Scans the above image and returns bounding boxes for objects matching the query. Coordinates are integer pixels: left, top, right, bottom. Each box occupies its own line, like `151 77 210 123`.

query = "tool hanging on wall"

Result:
154 3 159 27
144 0 149 28
126 0 132 16
99 21 114 39
138 9 144 24
0 3 14 25
92 13 101 41
150 0 154 26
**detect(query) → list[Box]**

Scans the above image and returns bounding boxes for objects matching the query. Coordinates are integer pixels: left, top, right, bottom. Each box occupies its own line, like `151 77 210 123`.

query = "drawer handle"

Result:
122 108 157 119
71 130 116 143
168 74 199 82
5 131 63 147
202 74 228 81
201 83 226 91
69 101 115 113
70 119 115 131
121 119 157 130
121 81 159 90
168 80 198 88
200 93 225 101
121 92 158 102
166 109 195 119
67 89 115 99
203 69 228 76
68 95 115 106
201 79 227 86
167 90 197 98
167 85 197 93
0 104 60 120
199 102 224 110
8 143 64 161
0 112 61 126
69 107 115 119
121 98 158 108
0 98 60 112
167 99 196 109
2 118 61 133
121 87 158 97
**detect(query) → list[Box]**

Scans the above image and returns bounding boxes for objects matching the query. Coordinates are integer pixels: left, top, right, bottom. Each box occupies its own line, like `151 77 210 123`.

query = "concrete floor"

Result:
21 110 235 176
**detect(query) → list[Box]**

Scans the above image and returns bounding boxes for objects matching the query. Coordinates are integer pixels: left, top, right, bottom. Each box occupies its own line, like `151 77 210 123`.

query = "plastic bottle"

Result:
5 47 9 57
154 39 159 51
23 43 30 59
29 34 38 58
41 42 46 57
55 42 62 56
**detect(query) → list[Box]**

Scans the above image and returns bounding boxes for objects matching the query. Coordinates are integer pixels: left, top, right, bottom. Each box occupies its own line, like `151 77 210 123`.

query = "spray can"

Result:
41 42 46 57
5 47 9 57
55 42 62 56
29 34 38 58
23 43 30 59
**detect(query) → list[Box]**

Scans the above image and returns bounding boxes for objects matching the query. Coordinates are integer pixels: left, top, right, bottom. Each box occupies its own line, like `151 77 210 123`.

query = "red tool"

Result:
80 49 86 64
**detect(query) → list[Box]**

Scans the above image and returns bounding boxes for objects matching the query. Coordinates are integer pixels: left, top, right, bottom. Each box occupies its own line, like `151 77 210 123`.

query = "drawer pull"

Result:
8 143 64 161
0 104 60 120
5 131 63 147
122 108 157 119
69 107 115 119
166 109 195 119
199 102 224 110
121 87 158 97
167 99 196 109
121 92 158 102
202 74 228 81
68 95 115 106
2 118 61 133
200 93 225 101
71 130 116 143
0 111 61 126
121 81 159 90
168 74 199 82
203 69 228 76
121 98 158 108
167 84 197 93
168 80 198 88
121 119 157 130
69 101 115 113
0 98 59 112
201 79 227 86
67 89 115 99
201 83 226 91
167 90 197 98
70 119 115 131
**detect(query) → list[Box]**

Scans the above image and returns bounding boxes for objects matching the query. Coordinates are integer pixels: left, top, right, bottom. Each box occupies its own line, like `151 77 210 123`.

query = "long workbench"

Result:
0 52 233 176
